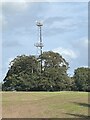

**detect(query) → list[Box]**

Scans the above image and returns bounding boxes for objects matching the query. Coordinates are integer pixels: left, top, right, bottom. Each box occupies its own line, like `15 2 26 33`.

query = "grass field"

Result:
2 91 90 118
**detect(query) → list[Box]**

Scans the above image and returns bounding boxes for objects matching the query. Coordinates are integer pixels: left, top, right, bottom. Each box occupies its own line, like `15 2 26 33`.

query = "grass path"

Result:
2 91 89 118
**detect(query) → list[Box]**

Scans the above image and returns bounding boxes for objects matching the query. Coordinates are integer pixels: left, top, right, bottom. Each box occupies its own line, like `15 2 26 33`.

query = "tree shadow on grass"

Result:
65 113 90 118
72 102 90 108
65 102 90 118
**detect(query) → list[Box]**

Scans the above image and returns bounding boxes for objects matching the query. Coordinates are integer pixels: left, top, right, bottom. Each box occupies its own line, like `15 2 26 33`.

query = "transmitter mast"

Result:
34 21 44 73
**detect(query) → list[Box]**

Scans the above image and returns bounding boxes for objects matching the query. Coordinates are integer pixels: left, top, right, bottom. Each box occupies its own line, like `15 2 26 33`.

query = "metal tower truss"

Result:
34 21 44 73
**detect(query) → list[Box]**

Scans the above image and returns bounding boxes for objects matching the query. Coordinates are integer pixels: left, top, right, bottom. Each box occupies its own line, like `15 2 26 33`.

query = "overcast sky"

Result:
1 2 88 81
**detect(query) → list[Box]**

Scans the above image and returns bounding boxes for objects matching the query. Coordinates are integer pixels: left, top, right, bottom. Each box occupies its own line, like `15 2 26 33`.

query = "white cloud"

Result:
74 38 88 48
3 57 14 76
53 47 77 60
83 39 88 47
2 0 30 11
0 1 30 28
7 57 15 67
1 0 48 2
10 1 29 11
50 19 77 30
82 65 88 68
0 15 8 28
2 0 29 2
1 57 15 81
4 57 14 71
1 0 89 2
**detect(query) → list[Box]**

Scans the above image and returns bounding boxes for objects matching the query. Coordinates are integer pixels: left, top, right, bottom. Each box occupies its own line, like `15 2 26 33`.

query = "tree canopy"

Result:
2 51 89 92
73 67 90 92
3 51 72 91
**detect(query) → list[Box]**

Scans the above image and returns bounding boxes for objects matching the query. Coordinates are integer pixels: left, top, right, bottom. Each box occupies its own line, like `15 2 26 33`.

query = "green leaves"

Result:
3 51 89 92
41 51 68 69
73 67 90 91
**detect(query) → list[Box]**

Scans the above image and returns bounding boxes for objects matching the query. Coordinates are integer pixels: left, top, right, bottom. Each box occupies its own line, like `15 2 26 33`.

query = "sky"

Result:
1 1 88 81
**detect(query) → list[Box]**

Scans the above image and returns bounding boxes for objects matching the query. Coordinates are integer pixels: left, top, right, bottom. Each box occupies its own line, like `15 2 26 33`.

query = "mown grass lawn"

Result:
2 91 89 118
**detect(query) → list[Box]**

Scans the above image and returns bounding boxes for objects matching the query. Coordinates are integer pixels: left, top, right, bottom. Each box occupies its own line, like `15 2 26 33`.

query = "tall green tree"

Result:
73 67 90 91
2 51 71 91
3 55 39 91
0 82 2 91
40 51 71 91
41 51 69 70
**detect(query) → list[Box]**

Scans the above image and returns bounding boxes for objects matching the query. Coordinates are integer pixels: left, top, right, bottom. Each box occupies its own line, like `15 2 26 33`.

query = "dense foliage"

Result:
0 82 2 91
73 67 90 91
2 51 89 91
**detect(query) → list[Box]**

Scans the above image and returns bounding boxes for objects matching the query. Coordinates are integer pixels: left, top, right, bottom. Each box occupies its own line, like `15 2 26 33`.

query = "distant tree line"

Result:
0 82 2 91
2 51 90 92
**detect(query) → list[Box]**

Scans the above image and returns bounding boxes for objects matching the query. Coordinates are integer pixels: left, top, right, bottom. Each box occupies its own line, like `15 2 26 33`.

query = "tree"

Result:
3 55 39 91
2 51 71 91
0 82 2 91
40 51 71 91
41 51 69 70
73 67 90 91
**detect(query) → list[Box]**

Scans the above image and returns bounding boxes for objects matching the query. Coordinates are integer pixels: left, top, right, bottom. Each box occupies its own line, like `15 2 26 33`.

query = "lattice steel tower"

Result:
34 21 44 73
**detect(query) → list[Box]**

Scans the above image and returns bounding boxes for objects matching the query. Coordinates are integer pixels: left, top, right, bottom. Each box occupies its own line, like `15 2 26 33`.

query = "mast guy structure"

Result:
34 21 44 74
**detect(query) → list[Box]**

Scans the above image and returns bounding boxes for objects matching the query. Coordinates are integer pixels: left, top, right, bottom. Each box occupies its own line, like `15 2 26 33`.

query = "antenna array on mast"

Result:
34 21 44 73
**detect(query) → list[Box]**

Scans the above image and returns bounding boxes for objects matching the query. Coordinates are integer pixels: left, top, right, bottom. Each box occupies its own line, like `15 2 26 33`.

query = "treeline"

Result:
0 82 2 91
2 51 90 91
